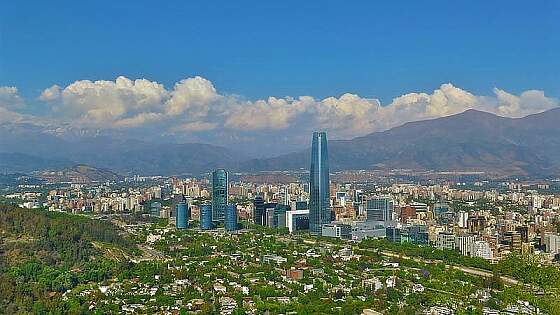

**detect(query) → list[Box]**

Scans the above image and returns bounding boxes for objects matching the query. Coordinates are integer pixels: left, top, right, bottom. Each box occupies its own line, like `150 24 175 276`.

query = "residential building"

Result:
455 235 476 256
471 240 493 260
544 233 560 255
436 232 455 250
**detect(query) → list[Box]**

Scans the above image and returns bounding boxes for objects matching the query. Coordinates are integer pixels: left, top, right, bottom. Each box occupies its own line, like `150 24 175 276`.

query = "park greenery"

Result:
0 204 136 314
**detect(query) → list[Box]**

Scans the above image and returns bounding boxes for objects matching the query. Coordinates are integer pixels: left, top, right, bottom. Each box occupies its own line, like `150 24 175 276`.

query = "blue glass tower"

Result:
225 203 238 231
309 131 331 235
212 169 228 223
200 203 213 230
176 202 189 229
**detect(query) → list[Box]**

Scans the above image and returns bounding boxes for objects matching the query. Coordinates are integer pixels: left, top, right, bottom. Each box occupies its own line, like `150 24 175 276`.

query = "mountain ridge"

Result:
1 108 560 176
241 108 560 176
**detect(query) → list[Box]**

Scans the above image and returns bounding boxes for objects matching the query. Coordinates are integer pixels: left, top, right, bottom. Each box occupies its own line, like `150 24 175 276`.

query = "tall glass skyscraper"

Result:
212 169 228 223
176 202 189 229
309 131 331 235
225 204 238 231
253 195 265 225
200 203 213 230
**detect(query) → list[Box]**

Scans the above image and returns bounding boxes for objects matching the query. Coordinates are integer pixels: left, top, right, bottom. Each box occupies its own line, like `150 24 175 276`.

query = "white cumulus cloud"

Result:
0 86 25 110
165 76 221 117
39 85 61 102
29 77 559 142
225 96 312 130
0 86 26 124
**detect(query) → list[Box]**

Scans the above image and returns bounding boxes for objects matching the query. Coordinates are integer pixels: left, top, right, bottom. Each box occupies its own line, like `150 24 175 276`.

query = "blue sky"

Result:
1 0 558 102
0 1 559 155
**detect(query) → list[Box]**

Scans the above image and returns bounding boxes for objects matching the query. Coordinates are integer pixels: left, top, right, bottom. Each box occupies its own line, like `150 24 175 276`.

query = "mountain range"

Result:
245 108 560 176
0 124 246 175
1 108 560 177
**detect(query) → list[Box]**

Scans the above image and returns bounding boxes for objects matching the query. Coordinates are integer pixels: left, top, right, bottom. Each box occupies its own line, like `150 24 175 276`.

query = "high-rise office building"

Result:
286 209 309 233
150 202 162 217
457 211 469 228
366 197 393 223
468 216 486 233
503 231 522 252
212 169 228 223
386 227 401 243
274 204 289 229
264 202 277 227
265 208 275 228
200 203 213 230
170 194 184 218
407 225 429 244
353 189 364 203
544 234 560 255
455 235 477 256
225 203 238 231
176 202 189 229
309 131 331 235
253 195 265 225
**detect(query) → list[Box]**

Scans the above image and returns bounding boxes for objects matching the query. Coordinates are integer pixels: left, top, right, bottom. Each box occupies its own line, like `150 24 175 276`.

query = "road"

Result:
136 244 170 262
366 249 520 286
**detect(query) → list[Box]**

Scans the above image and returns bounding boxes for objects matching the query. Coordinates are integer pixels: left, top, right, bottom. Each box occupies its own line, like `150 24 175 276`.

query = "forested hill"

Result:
0 205 136 313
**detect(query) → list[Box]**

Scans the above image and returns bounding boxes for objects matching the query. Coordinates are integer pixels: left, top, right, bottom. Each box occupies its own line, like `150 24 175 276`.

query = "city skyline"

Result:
4 160 560 313
2 2 560 314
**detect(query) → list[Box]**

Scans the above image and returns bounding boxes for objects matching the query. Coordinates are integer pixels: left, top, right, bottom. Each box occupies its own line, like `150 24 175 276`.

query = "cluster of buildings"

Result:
170 169 238 232
5 131 560 265
155 132 332 236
